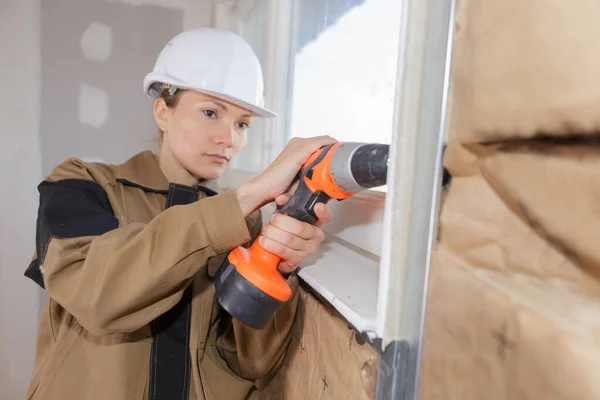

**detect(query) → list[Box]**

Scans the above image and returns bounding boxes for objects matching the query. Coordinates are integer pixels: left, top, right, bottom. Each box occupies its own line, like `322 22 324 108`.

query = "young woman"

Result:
24 28 336 400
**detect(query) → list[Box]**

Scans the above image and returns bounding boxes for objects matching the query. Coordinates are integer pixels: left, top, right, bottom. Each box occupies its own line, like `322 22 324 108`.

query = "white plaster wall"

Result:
0 1 43 398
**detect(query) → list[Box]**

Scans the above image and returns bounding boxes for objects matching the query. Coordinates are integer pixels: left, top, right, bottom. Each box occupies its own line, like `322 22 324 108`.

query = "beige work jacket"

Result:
23 151 298 400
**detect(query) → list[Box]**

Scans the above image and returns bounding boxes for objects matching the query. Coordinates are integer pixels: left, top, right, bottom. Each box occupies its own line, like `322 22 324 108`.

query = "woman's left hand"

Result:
259 202 332 274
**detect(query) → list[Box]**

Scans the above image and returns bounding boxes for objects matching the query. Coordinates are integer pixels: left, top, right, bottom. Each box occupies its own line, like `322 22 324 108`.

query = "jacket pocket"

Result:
33 322 151 400
25 382 39 400
193 349 207 400
29 319 81 399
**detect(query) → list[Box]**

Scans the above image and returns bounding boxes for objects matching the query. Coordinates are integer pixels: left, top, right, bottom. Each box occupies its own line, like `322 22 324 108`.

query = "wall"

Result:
39 0 183 171
0 1 43 399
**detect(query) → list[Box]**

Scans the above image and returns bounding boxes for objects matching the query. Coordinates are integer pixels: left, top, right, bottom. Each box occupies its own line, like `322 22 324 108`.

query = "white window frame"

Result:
211 0 389 338
207 0 455 358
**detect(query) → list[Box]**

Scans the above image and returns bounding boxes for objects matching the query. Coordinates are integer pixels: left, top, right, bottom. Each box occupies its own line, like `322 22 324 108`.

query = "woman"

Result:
24 28 335 400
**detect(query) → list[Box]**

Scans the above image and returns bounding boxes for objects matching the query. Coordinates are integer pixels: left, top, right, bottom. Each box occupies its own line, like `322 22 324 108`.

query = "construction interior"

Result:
2 0 600 399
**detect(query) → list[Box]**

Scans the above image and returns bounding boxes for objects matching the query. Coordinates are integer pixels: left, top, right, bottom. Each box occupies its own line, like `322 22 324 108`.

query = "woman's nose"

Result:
214 124 235 147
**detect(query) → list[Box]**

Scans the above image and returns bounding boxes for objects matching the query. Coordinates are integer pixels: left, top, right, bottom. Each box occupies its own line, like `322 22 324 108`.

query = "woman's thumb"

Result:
275 194 290 207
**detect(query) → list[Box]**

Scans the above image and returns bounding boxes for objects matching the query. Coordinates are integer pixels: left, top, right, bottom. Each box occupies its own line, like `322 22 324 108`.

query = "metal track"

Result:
376 0 457 398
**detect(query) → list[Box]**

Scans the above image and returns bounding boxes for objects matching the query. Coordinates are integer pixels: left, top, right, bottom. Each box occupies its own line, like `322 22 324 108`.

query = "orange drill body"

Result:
301 142 356 200
227 241 291 302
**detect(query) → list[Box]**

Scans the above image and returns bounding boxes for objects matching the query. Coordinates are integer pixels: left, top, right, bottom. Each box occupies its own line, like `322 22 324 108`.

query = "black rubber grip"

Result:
279 144 335 223
350 144 389 189
214 260 286 329
278 179 332 224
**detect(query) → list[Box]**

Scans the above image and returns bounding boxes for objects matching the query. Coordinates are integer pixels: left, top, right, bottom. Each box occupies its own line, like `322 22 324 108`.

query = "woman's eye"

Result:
203 110 217 118
237 121 249 129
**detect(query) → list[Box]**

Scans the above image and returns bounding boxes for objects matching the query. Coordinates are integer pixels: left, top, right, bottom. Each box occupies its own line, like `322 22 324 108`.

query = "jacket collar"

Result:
116 151 221 194
116 151 170 192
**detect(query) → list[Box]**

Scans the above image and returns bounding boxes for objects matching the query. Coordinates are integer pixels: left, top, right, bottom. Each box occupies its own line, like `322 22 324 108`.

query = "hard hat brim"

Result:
197 89 277 118
143 73 276 118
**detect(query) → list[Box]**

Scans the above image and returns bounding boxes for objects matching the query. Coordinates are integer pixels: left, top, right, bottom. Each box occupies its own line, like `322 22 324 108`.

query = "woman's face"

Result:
155 90 252 181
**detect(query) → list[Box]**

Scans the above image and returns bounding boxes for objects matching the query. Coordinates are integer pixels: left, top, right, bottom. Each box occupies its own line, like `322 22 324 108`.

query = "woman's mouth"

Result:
206 154 229 164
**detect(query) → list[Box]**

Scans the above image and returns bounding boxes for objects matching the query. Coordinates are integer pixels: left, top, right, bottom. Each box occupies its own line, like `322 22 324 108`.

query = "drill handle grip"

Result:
278 178 331 224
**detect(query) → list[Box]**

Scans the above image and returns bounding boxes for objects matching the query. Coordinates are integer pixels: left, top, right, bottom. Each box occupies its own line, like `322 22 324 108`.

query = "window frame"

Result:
212 0 455 353
215 0 398 340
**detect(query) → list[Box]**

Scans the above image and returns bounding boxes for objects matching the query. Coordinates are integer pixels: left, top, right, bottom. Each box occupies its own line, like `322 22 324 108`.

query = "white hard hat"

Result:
143 28 275 118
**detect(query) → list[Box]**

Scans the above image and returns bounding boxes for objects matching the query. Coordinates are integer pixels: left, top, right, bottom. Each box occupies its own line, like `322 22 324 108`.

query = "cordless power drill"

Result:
214 142 390 329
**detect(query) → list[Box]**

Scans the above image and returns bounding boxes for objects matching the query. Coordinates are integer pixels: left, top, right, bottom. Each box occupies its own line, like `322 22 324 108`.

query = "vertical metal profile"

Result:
376 0 456 398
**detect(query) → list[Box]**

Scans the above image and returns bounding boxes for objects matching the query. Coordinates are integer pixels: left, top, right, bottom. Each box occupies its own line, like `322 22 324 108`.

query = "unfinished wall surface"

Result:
0 1 43 399
419 0 600 396
259 285 379 400
420 246 600 400
39 0 183 173
448 0 600 143
419 144 600 399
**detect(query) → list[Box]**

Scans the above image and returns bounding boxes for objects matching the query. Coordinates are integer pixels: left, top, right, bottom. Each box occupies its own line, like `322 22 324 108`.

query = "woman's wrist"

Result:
235 181 263 217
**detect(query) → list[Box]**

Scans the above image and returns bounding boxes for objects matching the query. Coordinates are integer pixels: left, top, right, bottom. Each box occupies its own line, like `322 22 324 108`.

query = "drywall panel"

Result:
0 1 43 399
182 1 214 30
106 0 213 30
106 0 186 8
39 0 183 174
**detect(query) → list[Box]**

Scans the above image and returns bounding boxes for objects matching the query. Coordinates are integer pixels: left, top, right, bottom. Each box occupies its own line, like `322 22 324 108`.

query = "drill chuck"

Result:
329 142 389 192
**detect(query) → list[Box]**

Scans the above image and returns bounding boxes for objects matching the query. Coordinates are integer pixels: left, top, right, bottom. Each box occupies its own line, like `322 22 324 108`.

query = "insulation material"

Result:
419 143 600 399
448 0 600 143
443 141 600 281
259 285 379 400
420 246 600 400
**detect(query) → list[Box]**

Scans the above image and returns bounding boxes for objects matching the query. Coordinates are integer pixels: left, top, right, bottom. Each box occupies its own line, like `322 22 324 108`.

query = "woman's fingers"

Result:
275 179 300 207
260 213 328 273
261 223 309 252
269 214 325 241
275 194 289 207
313 203 332 227
248 135 338 204
259 234 311 268
278 260 299 274
259 200 333 274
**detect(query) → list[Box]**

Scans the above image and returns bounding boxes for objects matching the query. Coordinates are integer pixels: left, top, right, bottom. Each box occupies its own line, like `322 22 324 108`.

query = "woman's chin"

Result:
193 165 225 181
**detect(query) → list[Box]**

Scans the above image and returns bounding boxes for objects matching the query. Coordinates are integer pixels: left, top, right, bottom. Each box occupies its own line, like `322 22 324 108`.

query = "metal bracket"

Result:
376 340 410 400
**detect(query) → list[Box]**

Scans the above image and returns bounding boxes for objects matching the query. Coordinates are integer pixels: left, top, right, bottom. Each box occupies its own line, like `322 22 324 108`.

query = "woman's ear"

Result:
153 98 170 133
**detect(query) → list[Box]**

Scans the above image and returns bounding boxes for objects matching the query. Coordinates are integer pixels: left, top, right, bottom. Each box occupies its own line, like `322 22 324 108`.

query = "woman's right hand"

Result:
236 135 338 216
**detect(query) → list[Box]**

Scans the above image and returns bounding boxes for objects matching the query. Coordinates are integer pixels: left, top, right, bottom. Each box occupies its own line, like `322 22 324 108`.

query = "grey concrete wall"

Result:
40 0 183 173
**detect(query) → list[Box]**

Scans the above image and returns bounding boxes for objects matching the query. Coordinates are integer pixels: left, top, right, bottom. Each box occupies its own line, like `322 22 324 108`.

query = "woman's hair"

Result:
157 86 183 108
152 82 182 108
152 83 184 141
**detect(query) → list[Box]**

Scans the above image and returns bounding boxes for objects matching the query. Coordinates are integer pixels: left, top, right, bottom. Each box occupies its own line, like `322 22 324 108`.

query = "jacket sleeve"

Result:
32 159 252 335
207 209 300 384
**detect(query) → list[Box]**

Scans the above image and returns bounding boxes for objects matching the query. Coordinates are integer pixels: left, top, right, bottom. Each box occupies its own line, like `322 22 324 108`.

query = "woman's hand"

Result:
260 203 332 273
235 135 337 216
